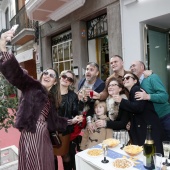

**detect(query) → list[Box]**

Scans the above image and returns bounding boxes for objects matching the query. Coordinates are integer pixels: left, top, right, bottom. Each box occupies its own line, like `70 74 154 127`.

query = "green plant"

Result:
0 73 18 132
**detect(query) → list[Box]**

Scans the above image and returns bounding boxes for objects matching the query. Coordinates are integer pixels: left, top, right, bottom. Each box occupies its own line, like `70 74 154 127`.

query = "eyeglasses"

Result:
42 71 56 79
61 74 74 83
122 76 135 81
108 84 119 87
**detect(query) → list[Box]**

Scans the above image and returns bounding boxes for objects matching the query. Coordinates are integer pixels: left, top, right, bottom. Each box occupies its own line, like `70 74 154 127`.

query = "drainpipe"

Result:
39 25 43 72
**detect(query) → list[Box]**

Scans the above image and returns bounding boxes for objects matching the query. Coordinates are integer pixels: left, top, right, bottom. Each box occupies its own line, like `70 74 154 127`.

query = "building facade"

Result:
26 0 122 86
120 0 170 93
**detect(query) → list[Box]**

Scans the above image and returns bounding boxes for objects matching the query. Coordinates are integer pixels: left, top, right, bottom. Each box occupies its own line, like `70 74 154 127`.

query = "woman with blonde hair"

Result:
80 100 113 150
55 70 82 170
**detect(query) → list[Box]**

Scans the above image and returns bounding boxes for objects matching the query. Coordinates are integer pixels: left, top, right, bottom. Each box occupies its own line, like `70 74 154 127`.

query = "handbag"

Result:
50 131 62 148
53 134 70 156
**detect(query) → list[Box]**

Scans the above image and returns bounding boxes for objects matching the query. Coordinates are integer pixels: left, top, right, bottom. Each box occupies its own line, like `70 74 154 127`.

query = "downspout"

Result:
39 25 43 72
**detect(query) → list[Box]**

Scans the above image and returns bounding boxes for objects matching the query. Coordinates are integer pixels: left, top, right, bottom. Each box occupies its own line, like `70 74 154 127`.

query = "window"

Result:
5 8 10 29
52 31 73 73
87 14 108 40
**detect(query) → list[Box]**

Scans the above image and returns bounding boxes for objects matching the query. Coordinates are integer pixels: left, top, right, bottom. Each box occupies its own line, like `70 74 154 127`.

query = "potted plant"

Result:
0 73 18 132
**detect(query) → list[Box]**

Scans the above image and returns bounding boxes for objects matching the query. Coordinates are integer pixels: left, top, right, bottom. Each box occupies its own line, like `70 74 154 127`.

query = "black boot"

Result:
63 162 71 170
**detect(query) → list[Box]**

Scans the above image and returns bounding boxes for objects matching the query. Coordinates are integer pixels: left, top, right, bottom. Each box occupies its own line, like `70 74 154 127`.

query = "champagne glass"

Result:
101 143 109 163
120 130 126 149
81 87 87 102
162 141 170 166
153 153 162 170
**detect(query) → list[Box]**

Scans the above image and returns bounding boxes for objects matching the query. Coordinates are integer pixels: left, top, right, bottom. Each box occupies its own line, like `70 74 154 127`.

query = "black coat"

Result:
58 90 78 135
106 108 130 130
0 53 67 133
119 84 164 154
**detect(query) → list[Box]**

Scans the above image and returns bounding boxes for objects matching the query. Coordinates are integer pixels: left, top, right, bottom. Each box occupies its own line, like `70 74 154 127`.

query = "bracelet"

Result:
86 116 92 124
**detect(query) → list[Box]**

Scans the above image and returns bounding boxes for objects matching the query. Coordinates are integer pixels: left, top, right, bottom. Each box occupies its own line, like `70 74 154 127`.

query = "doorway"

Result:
145 25 170 94
87 14 109 81
88 36 109 81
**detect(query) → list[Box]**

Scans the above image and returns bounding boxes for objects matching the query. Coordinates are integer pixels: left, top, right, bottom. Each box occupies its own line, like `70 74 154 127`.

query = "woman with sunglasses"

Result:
54 70 82 170
0 30 68 170
113 73 164 154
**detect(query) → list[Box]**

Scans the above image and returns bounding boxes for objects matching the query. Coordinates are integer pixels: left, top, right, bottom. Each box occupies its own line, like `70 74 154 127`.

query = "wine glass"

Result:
89 90 94 101
162 141 170 166
101 143 109 163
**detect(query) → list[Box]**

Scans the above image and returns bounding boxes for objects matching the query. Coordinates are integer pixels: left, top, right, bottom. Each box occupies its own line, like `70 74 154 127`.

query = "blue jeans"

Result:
160 113 170 141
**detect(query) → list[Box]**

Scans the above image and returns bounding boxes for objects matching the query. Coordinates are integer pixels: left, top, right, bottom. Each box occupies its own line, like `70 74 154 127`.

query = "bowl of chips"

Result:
123 145 143 156
102 138 120 148
113 158 134 170
86 148 103 157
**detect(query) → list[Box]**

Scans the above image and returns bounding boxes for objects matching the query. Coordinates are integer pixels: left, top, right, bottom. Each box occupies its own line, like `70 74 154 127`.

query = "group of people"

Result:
0 29 170 170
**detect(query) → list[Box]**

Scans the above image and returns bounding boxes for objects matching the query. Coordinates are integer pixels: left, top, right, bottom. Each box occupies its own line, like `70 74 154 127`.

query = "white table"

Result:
76 144 143 170
75 144 170 170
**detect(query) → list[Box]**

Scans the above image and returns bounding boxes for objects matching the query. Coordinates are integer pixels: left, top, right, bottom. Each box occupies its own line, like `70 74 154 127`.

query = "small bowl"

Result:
113 158 134 170
103 138 120 148
123 145 143 156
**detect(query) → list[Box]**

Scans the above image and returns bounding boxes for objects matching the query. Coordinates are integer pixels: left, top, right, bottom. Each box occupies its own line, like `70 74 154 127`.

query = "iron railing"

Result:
10 6 36 35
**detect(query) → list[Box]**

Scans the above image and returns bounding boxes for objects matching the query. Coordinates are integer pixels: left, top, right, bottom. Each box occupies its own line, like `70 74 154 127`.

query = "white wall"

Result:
120 0 170 70
0 0 16 30
88 39 97 63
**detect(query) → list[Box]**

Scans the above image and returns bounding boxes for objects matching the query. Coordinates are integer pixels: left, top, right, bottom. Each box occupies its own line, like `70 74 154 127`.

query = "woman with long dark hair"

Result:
113 73 164 153
0 30 68 170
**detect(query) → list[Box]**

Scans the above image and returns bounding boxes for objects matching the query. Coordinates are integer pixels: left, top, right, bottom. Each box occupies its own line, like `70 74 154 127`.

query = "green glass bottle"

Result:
143 125 155 169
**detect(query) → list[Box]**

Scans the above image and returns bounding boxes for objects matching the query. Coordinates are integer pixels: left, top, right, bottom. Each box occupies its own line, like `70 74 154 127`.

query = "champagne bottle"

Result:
143 125 155 169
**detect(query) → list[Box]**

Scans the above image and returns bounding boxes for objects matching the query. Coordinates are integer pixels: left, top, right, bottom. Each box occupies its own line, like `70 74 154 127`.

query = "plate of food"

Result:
86 148 103 157
103 138 120 148
123 145 143 156
113 158 134 170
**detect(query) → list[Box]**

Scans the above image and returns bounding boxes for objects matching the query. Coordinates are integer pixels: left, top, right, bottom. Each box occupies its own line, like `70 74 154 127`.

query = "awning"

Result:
49 0 86 21
15 49 33 63
25 0 86 22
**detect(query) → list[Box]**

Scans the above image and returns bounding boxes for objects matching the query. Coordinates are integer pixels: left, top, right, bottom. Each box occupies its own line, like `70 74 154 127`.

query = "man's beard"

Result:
86 76 96 84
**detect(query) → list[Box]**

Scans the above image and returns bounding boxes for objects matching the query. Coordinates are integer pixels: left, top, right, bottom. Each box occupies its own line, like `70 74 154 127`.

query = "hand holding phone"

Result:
11 24 19 33
6 24 19 41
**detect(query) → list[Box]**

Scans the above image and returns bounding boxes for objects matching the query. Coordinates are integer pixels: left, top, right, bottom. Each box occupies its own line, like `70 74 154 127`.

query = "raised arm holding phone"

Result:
0 29 68 170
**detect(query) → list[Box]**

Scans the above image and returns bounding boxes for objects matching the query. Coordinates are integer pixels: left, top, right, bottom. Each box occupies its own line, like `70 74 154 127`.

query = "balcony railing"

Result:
10 6 36 35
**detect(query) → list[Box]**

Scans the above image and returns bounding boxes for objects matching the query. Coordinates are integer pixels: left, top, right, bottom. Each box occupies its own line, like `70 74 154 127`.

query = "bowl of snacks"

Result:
86 148 103 157
113 158 134 170
123 145 143 156
103 138 120 148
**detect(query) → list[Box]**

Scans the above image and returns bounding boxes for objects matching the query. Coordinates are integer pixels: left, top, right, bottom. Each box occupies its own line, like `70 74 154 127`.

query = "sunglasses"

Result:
122 76 135 81
61 74 74 83
42 71 56 79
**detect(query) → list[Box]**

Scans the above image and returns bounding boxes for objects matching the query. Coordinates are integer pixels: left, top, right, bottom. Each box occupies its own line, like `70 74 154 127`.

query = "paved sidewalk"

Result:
0 127 64 169
0 127 20 148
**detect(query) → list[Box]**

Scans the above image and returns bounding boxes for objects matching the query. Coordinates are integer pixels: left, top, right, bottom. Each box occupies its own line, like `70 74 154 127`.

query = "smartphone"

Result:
6 24 19 41
11 24 19 32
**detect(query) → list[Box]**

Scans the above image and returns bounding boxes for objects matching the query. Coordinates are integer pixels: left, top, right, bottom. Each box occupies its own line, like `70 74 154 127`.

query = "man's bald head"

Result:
130 61 146 78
